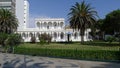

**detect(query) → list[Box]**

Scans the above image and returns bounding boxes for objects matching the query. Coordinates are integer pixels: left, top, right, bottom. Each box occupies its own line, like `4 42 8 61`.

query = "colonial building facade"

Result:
17 18 92 42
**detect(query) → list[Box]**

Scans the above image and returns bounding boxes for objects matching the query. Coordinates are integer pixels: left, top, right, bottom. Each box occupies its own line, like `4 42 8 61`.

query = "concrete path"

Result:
0 53 120 68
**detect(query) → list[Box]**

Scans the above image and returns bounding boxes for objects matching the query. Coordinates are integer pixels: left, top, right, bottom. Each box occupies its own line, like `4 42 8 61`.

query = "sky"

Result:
28 0 120 27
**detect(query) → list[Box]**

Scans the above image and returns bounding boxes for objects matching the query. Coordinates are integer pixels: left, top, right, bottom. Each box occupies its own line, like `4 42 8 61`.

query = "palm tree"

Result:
68 1 98 43
0 9 18 34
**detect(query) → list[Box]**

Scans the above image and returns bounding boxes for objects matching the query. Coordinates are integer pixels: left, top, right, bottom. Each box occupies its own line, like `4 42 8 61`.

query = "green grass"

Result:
14 42 120 61
18 42 120 51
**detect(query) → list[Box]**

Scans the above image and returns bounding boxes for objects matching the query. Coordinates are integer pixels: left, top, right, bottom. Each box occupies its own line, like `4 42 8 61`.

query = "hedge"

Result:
14 47 120 61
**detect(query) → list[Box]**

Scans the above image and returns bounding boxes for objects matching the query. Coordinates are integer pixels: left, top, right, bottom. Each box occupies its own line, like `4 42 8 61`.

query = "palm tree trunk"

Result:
80 29 85 43
81 35 84 43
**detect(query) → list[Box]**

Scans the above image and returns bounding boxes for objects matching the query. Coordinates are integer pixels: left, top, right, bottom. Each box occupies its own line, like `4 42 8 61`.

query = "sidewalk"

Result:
0 53 120 68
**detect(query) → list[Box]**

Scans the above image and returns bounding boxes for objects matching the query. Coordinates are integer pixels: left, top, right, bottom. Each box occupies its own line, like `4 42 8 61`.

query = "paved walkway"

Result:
0 53 120 68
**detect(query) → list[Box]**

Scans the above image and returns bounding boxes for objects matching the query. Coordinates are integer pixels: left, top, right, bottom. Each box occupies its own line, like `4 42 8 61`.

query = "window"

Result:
47 26 49 29
60 22 63 28
37 22 40 28
54 22 57 28
54 32 57 39
60 32 64 39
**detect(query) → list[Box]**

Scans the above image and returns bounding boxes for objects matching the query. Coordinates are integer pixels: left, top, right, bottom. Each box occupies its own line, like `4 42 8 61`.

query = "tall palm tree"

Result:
68 1 98 43
0 9 18 34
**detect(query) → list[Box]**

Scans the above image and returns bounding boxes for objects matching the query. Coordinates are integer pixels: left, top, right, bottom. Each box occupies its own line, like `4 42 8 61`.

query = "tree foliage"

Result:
6 34 23 46
68 1 98 43
39 33 52 45
106 36 116 43
0 9 18 34
0 33 22 53
30 36 36 43
103 9 120 35
0 33 8 46
90 19 104 40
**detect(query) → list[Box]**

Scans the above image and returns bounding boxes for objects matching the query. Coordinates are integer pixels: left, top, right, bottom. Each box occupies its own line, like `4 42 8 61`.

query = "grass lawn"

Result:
18 42 120 51
14 42 120 61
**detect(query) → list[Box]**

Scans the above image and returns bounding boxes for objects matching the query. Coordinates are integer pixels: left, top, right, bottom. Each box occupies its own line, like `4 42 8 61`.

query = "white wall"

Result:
17 29 92 42
24 0 29 28
16 0 25 31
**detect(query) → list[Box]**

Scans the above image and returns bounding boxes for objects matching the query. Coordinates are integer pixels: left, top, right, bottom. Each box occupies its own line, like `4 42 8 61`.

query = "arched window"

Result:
54 22 57 28
29 32 33 37
60 22 63 28
54 32 57 39
22 33 26 38
36 22 40 28
41 23 43 28
60 32 64 39
48 22 52 29
44 22 47 28
36 32 40 37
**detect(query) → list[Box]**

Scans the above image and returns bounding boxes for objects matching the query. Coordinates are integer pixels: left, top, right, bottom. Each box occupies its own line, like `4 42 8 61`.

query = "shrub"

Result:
5 34 23 53
30 36 36 43
6 34 22 46
0 33 8 47
39 39 46 45
0 33 22 53
39 33 52 45
115 34 120 43
106 36 116 43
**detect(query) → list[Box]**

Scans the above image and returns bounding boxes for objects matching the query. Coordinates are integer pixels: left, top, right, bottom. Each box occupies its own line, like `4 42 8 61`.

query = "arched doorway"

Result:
67 32 72 42
60 32 64 39
54 32 57 39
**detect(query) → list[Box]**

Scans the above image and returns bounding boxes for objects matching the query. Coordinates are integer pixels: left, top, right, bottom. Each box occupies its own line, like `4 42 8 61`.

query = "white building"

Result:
17 18 92 42
16 0 29 30
24 0 29 28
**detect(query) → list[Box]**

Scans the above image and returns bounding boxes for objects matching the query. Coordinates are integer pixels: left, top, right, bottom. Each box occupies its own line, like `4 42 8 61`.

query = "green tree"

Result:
0 33 8 47
6 34 22 46
106 36 116 44
5 34 22 53
0 9 18 34
68 1 98 43
96 19 104 31
103 9 120 35
92 19 104 40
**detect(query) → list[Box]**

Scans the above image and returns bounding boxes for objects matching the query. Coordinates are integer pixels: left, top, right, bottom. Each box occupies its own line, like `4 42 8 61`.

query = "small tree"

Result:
5 34 22 53
106 36 116 44
47 34 52 44
39 33 52 45
115 33 120 44
0 33 8 47
30 36 36 43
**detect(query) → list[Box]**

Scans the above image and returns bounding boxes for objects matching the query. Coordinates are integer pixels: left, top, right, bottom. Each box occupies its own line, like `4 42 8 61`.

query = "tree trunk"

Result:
102 31 105 40
81 35 84 43
67 34 70 42
80 29 85 44
118 29 120 44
